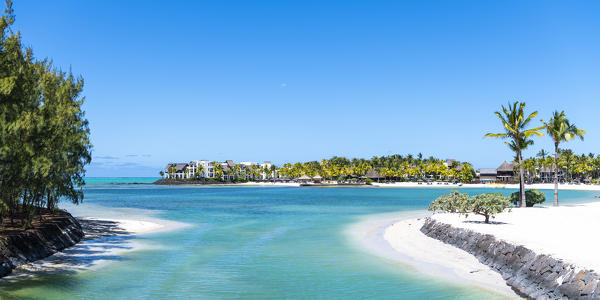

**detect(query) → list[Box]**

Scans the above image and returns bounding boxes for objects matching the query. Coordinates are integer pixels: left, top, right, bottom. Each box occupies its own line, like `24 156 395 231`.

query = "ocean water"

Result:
1 179 597 299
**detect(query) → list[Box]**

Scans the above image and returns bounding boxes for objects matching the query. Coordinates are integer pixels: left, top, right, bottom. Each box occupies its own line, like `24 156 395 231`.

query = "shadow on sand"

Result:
1 218 138 281
463 220 508 225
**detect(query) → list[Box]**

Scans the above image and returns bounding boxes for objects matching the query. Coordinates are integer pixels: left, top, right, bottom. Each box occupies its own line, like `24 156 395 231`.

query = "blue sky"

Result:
8 1 600 176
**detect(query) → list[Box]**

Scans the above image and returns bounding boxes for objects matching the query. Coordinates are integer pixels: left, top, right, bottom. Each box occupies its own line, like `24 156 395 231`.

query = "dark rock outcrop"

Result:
421 218 600 299
0 212 83 277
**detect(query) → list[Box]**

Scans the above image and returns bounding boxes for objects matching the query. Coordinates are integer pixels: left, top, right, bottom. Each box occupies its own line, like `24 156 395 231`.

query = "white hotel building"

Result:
163 160 276 180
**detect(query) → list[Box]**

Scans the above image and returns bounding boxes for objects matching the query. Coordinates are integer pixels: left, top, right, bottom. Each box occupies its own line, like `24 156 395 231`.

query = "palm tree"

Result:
541 111 585 206
195 164 205 179
537 149 548 160
212 162 223 181
485 102 544 207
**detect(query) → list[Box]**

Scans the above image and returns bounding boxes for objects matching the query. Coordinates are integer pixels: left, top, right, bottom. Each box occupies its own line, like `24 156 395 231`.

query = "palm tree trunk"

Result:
518 151 526 207
554 143 559 206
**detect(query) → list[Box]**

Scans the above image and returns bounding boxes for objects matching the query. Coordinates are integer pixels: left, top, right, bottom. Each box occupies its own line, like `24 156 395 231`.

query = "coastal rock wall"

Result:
0 212 83 277
421 218 600 299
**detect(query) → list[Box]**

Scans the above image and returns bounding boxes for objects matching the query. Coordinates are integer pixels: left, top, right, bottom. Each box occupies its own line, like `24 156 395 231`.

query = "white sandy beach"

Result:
346 212 519 298
373 182 600 191
431 202 600 272
380 201 600 299
237 182 300 187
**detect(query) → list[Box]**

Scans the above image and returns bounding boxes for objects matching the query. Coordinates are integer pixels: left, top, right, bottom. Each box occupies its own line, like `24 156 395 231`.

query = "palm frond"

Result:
484 133 508 138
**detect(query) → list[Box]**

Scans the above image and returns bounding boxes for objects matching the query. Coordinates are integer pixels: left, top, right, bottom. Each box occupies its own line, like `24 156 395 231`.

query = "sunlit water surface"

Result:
1 178 597 299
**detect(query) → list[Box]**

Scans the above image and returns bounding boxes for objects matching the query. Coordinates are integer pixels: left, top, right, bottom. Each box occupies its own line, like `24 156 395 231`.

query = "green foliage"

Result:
484 101 544 207
428 191 511 224
428 190 469 213
0 1 91 224
541 111 585 206
365 178 373 185
274 155 476 183
509 189 546 207
464 193 511 223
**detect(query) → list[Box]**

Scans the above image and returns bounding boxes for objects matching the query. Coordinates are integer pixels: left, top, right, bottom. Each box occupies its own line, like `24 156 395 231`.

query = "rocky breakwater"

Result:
0 211 84 277
421 218 600 299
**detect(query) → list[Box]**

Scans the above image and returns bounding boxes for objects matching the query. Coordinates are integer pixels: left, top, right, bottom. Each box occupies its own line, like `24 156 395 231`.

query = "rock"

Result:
420 218 600 299
0 212 83 278
582 280 598 296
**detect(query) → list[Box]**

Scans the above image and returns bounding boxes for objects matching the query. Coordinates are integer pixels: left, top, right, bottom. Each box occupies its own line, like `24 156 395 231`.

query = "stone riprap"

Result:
0 212 83 277
421 218 600 299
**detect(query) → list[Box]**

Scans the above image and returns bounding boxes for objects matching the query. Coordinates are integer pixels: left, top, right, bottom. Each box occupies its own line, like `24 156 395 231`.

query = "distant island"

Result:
156 149 600 186
155 156 475 186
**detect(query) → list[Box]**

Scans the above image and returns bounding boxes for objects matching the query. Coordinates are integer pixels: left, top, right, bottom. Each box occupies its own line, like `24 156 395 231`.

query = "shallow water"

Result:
1 179 597 299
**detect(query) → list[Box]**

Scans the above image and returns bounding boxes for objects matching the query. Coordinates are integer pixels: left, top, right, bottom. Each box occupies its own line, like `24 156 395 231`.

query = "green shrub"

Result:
365 178 373 185
509 189 546 207
428 191 511 224
464 193 511 223
428 190 469 213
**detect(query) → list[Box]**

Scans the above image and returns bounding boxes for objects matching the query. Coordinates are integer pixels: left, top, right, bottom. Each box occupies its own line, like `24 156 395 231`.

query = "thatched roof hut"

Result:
365 169 384 179
298 175 312 181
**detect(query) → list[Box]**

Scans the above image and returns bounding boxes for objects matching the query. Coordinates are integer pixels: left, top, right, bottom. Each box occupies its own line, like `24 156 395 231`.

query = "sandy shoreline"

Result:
378 201 600 298
346 211 519 298
431 202 600 273
372 182 600 191
160 180 600 191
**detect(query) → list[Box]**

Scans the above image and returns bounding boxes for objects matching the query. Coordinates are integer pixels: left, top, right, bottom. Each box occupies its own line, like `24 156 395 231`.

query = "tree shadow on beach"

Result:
463 220 508 225
78 218 130 240
2 218 137 281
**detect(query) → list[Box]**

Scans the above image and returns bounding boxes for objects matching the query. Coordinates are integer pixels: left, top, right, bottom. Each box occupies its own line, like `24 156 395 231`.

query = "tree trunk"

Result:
485 214 490 223
518 151 526 208
554 143 559 206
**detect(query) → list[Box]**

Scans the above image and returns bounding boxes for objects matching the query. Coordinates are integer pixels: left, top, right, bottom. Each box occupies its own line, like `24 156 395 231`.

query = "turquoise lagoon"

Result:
1 178 597 299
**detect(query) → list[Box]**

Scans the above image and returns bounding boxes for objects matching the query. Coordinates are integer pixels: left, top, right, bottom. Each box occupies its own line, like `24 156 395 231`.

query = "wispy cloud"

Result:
95 155 119 160
89 161 151 168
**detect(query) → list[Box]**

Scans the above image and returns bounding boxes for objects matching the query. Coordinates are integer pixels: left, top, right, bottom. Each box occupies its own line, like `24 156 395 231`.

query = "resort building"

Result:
478 168 498 183
162 159 279 181
363 169 385 182
443 159 457 168
163 163 191 179
188 160 214 178
496 161 516 183
539 167 566 183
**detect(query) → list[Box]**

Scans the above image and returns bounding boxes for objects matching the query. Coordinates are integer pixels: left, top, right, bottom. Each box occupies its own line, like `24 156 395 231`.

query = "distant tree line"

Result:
521 149 600 183
278 154 476 183
0 1 91 227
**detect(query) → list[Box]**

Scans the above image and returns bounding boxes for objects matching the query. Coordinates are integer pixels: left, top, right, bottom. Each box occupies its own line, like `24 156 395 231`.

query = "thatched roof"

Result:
173 163 188 172
479 168 497 175
497 161 514 172
313 175 322 179
298 175 312 180
365 169 384 179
